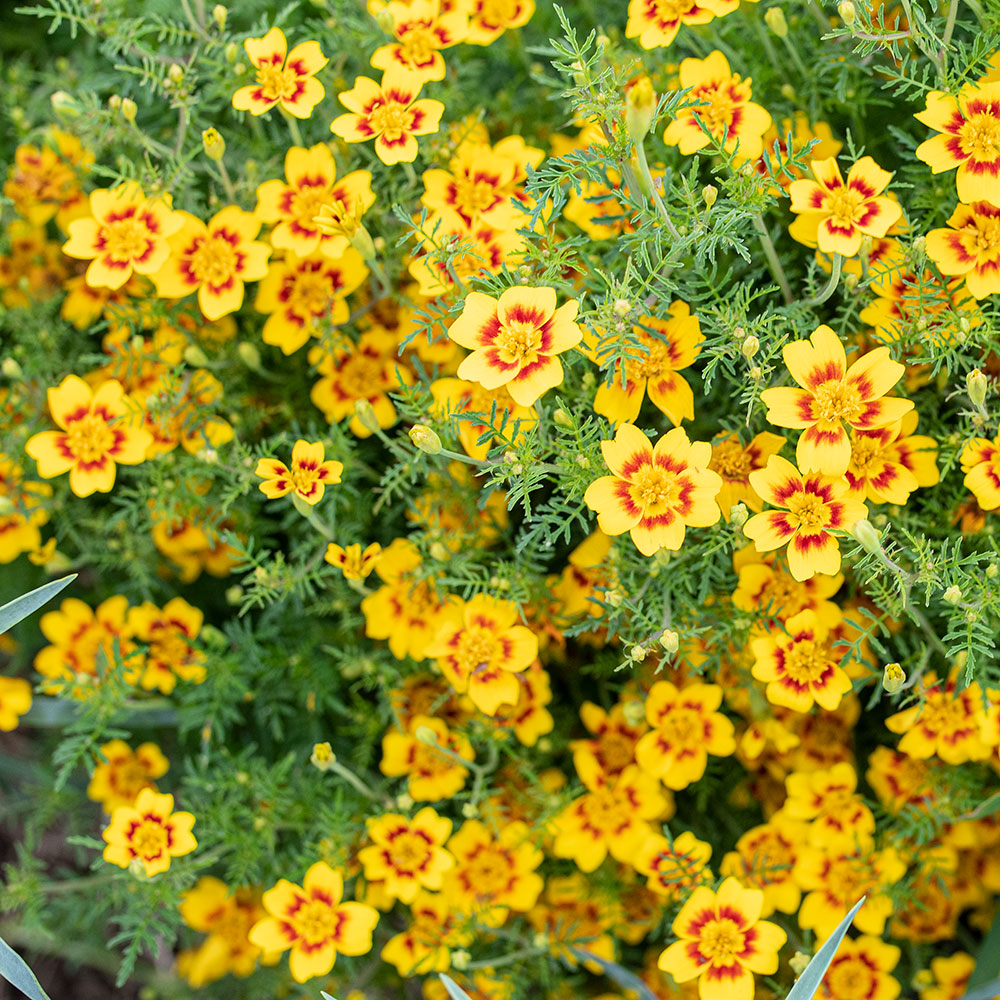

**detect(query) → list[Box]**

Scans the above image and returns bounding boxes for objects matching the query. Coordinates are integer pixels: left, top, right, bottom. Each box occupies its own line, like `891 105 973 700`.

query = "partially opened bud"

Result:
851 518 883 555
409 424 442 455
625 75 656 143
202 128 226 161
310 742 335 770
882 663 905 694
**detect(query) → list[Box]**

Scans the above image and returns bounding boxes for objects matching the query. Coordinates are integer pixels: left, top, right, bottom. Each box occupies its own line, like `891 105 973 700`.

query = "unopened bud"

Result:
606 589 624 608
120 97 137 123
552 408 573 428
631 644 647 662
780 83 796 101
409 424 442 455
414 725 438 746
225 41 239 63
349 223 376 262
660 629 679 654
851 518 883 555
613 298 632 317
730 502 749 528
108 94 122 111
621 700 646 727
838 0 856 24
50 91 81 120
625 75 656 143
354 398 380 433
910 235 926 258
967 368 989 409
764 7 789 37
225 585 243 605
790 951 812 977
183 344 210 368
882 662 905 694
987 563 998 579
202 127 226 161
1 358 23 379
741 335 760 359
451 950 471 971
429 541 450 562
168 63 184 83
237 342 262 370
461 802 478 818
702 184 718 209
310 742 335 770
212 4 226 28
943 585 963 605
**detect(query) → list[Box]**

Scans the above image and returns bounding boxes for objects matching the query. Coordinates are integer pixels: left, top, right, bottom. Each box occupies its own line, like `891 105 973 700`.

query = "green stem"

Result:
466 946 547 970
780 33 811 78
328 759 381 801
751 213 793 304
293 495 335 540
942 0 960 50
806 0 831 32
215 158 238 204
804 252 842 306
173 105 189 158
634 139 681 240
281 109 305 147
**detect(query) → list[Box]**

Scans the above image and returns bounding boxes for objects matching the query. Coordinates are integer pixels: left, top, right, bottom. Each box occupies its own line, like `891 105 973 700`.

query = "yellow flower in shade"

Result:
102 787 196 876
926 201 1000 299
0 455 51 564
429 377 537 461
663 51 772 161
657 877 786 1000
960 433 1000 510
380 715 475 801
527 873 619 971
709 431 786 518
254 249 369 355
152 207 271 320
914 82 1000 205
720 820 807 917
0 676 32 732
743 455 868 581
625 0 715 49
231 27 327 119
789 157 902 257
380 889 473 976
357 807 454 903
634 681 736 790
425 594 538 716
635 830 713 901
25 375 152 497
918 954 993 1000
487 660 554 747
370 0 468 82
443 819 543 924
551 763 670 872
62 183 182 289
86 739 169 812
583 423 723 557
330 68 444 165
248 862 378 983
324 541 382 579
844 411 939 504
760 325 913 476
255 440 343 505
588 301 704 426
421 145 525 231
816 935 901 1000
448 286 583 407
750 609 854 713
570 697 648 783
464 0 534 44
126 597 205 694
254 144 375 259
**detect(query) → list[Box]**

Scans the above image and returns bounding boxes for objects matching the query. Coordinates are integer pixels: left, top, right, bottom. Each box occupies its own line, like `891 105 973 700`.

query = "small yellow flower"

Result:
324 542 382 579
255 440 344 505
102 787 196 876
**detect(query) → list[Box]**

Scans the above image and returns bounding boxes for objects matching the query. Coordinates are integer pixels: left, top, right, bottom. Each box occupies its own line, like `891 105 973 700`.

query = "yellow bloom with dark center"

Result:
626 0 717 50
380 714 475 801
464 0 535 45
370 0 468 82
255 439 343 506
815 935 901 1000
102 787 197 877
232 27 327 119
86 739 169 812
926 200 1000 299
635 829 712 901
960 433 1000 510
324 541 382 579
844 411 939 505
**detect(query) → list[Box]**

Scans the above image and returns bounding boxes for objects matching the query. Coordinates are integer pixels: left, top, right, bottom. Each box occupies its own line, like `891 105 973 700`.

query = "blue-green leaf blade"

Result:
0 932 53 1000
440 974 475 1000
786 897 866 1000
0 575 77 634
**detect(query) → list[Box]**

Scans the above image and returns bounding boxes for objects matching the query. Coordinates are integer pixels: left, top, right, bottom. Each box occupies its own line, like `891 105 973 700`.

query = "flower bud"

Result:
910 235 926 258
764 7 789 37
354 399 380 434
612 298 632 317
414 725 438 746
967 368 989 409
790 951 812 977
451 950 471 971
348 222 377 263
212 4 226 28
460 802 478 818
730 502 749 528
2 358 23 379
167 63 184 83
50 91 81 120
702 184 718 209
376 8 396 32
552 408 573 428
429 541 450 562
631 644 647 662
202 127 226 161
741 335 760 360
621 700 645 727
409 424 442 455
605 589 624 608
882 662 905 694
237 342 262 370
625 74 656 143
120 98 137 123
108 94 122 111
838 0 856 23
942 585 963 605
987 563 998 579
780 83 796 101
183 344 210 368
851 518 883 555
225 41 239 63
225 585 243 605
660 629 679 654
310 742 335 770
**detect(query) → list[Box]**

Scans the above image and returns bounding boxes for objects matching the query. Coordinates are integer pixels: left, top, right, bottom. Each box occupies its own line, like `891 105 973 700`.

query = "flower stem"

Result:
216 158 238 204
804 252 843 306
751 213 793 304
634 139 681 240
328 759 381 801
280 108 305 147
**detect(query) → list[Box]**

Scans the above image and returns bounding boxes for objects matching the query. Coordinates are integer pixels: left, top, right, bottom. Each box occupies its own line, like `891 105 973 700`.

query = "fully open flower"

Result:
324 541 382 579
926 200 1000 299
370 0 468 81
152 207 270 320
0 677 32 732
331 68 444 165
960 433 1000 510
657 876 786 1000
380 714 474 801
421 144 524 230
663 51 772 161
249 862 378 982
255 440 343 505
62 183 181 289
26 375 151 497
380 889 474 975
126 597 206 693
817 935 901 1000
102 787 196 876
448 286 583 407
584 423 723 556
625 0 716 49
789 157 902 257
844 411 939 504
232 27 327 119
744 456 867 580
915 82 1000 205
709 431 787 517
464 0 535 45
720 820 807 917
635 830 713 901
86 739 169 812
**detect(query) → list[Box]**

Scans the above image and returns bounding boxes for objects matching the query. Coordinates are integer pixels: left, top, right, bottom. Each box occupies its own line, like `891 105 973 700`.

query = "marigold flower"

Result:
844 411 939 504
126 597 205 693
26 375 151 497
720 820 807 917
380 889 474 975
371 0 468 81
0 676 32 732
325 541 382 579
816 935 901 1000
626 0 716 50
464 0 534 45
421 145 526 231
570 697 647 784
914 82 1000 205
430 377 537 460
487 660 555 747
663 51 772 161
86 739 169 812
926 201 1000 299
743 455 868 581
152 207 271 320
657 876 786 1000
777 762 875 849
527 872 619 971
331 68 444 165
255 440 343 506
0 455 51 564
709 431 786 517
62 183 182 290
635 830 713 900
960 433 1000 510
102 787 197 876
789 157 902 257
232 27 327 119
584 423 723 557
248 862 378 982
448 286 583 408
358 807 454 903
380 714 474 801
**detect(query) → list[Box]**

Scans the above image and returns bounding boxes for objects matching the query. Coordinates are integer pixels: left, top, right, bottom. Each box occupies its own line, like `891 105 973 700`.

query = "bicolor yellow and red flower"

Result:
380 714 474 801
370 0 468 81
709 431 786 518
255 440 343 505
464 0 534 45
86 739 169 812
960 433 1000 510
636 830 713 901
845 411 939 504
324 541 382 579
817 935 901 1000
625 0 716 49
232 27 327 118
926 200 1000 299
720 820 807 917
102 787 196 876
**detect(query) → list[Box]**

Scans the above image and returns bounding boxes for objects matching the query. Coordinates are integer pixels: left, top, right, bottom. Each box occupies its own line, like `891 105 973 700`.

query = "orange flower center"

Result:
697 915 746 964
109 758 151 798
654 0 694 16
388 830 432 871
400 27 436 65
692 84 738 136
188 235 239 287
149 628 192 667
786 490 830 532
596 731 635 774
291 269 335 315
827 960 873 998
824 186 867 228
632 466 682 510
339 355 388 396
290 186 329 228
455 626 500 674
454 175 501 215
628 340 671 380
65 412 115 464
255 61 299 102
781 637 830 683
958 112 1000 161
711 439 752 479
290 899 337 945
103 215 152 262
479 0 520 22
131 816 168 858
969 214 1000 253
658 706 701 745
495 318 542 363
581 787 619 829
849 435 884 476
369 99 412 141
464 847 511 895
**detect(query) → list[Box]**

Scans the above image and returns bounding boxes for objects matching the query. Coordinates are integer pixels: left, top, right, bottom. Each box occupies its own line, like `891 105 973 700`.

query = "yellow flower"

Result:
86 739 169 812
232 27 327 119
0 676 32 732
102 787 196 876
325 541 382 579
255 440 344 505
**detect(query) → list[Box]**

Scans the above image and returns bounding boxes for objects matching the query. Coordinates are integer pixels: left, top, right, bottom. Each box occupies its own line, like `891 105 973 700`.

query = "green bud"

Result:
967 368 989 409
409 424 442 455
882 662 905 694
764 7 789 37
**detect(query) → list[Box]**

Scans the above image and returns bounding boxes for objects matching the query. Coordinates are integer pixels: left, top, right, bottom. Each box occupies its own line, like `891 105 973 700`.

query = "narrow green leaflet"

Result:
966 903 1000 993
786 897 866 1000
0 575 77 634
0 933 53 1000
572 949 660 1000
439 973 475 1000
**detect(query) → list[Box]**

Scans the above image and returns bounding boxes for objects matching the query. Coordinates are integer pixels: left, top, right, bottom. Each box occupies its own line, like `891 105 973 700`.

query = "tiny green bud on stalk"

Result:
942 585 963 605
354 399 380 434
838 0 856 24
987 564 999 579
202 128 226 161
552 408 573 428
764 7 789 37
741 335 760 360
882 662 906 694
183 344 210 368
120 98 137 123
851 518 883 555
790 952 812 977
414 725 438 746
409 424 442 455
967 368 989 409
702 184 718 209
730 502 749 528
237 342 262 371
2 358 23 379
51 91 81 119
212 4 226 28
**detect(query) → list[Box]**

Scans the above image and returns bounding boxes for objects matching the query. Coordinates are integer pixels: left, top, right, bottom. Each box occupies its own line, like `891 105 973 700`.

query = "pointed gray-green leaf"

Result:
786 897 866 1000
0 575 77 634
320 993 338 1000
0 932 53 1000
440 973 475 1000
571 949 659 1000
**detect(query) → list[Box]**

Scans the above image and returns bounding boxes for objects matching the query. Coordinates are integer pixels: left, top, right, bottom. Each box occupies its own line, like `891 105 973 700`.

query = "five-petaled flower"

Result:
331 68 444 165
584 422 723 557
249 861 379 982
448 286 583 407
743 455 868 581
625 0 716 49
324 541 382 579
232 27 328 119
914 81 1000 205
960 433 1000 510
657 876 786 1000
844 411 939 505
925 200 1000 299
26 375 152 497
255 439 344 505
62 183 181 289
789 157 902 257
760 325 913 477
102 787 197 877
370 0 468 82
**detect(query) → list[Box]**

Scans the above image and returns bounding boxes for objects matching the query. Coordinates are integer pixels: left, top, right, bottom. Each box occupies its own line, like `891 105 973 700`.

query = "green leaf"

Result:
320 993 338 1000
439 974 475 1000
0 932 53 1000
967 902 1000 993
786 897 866 1000
0 575 77 634
571 949 660 1000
